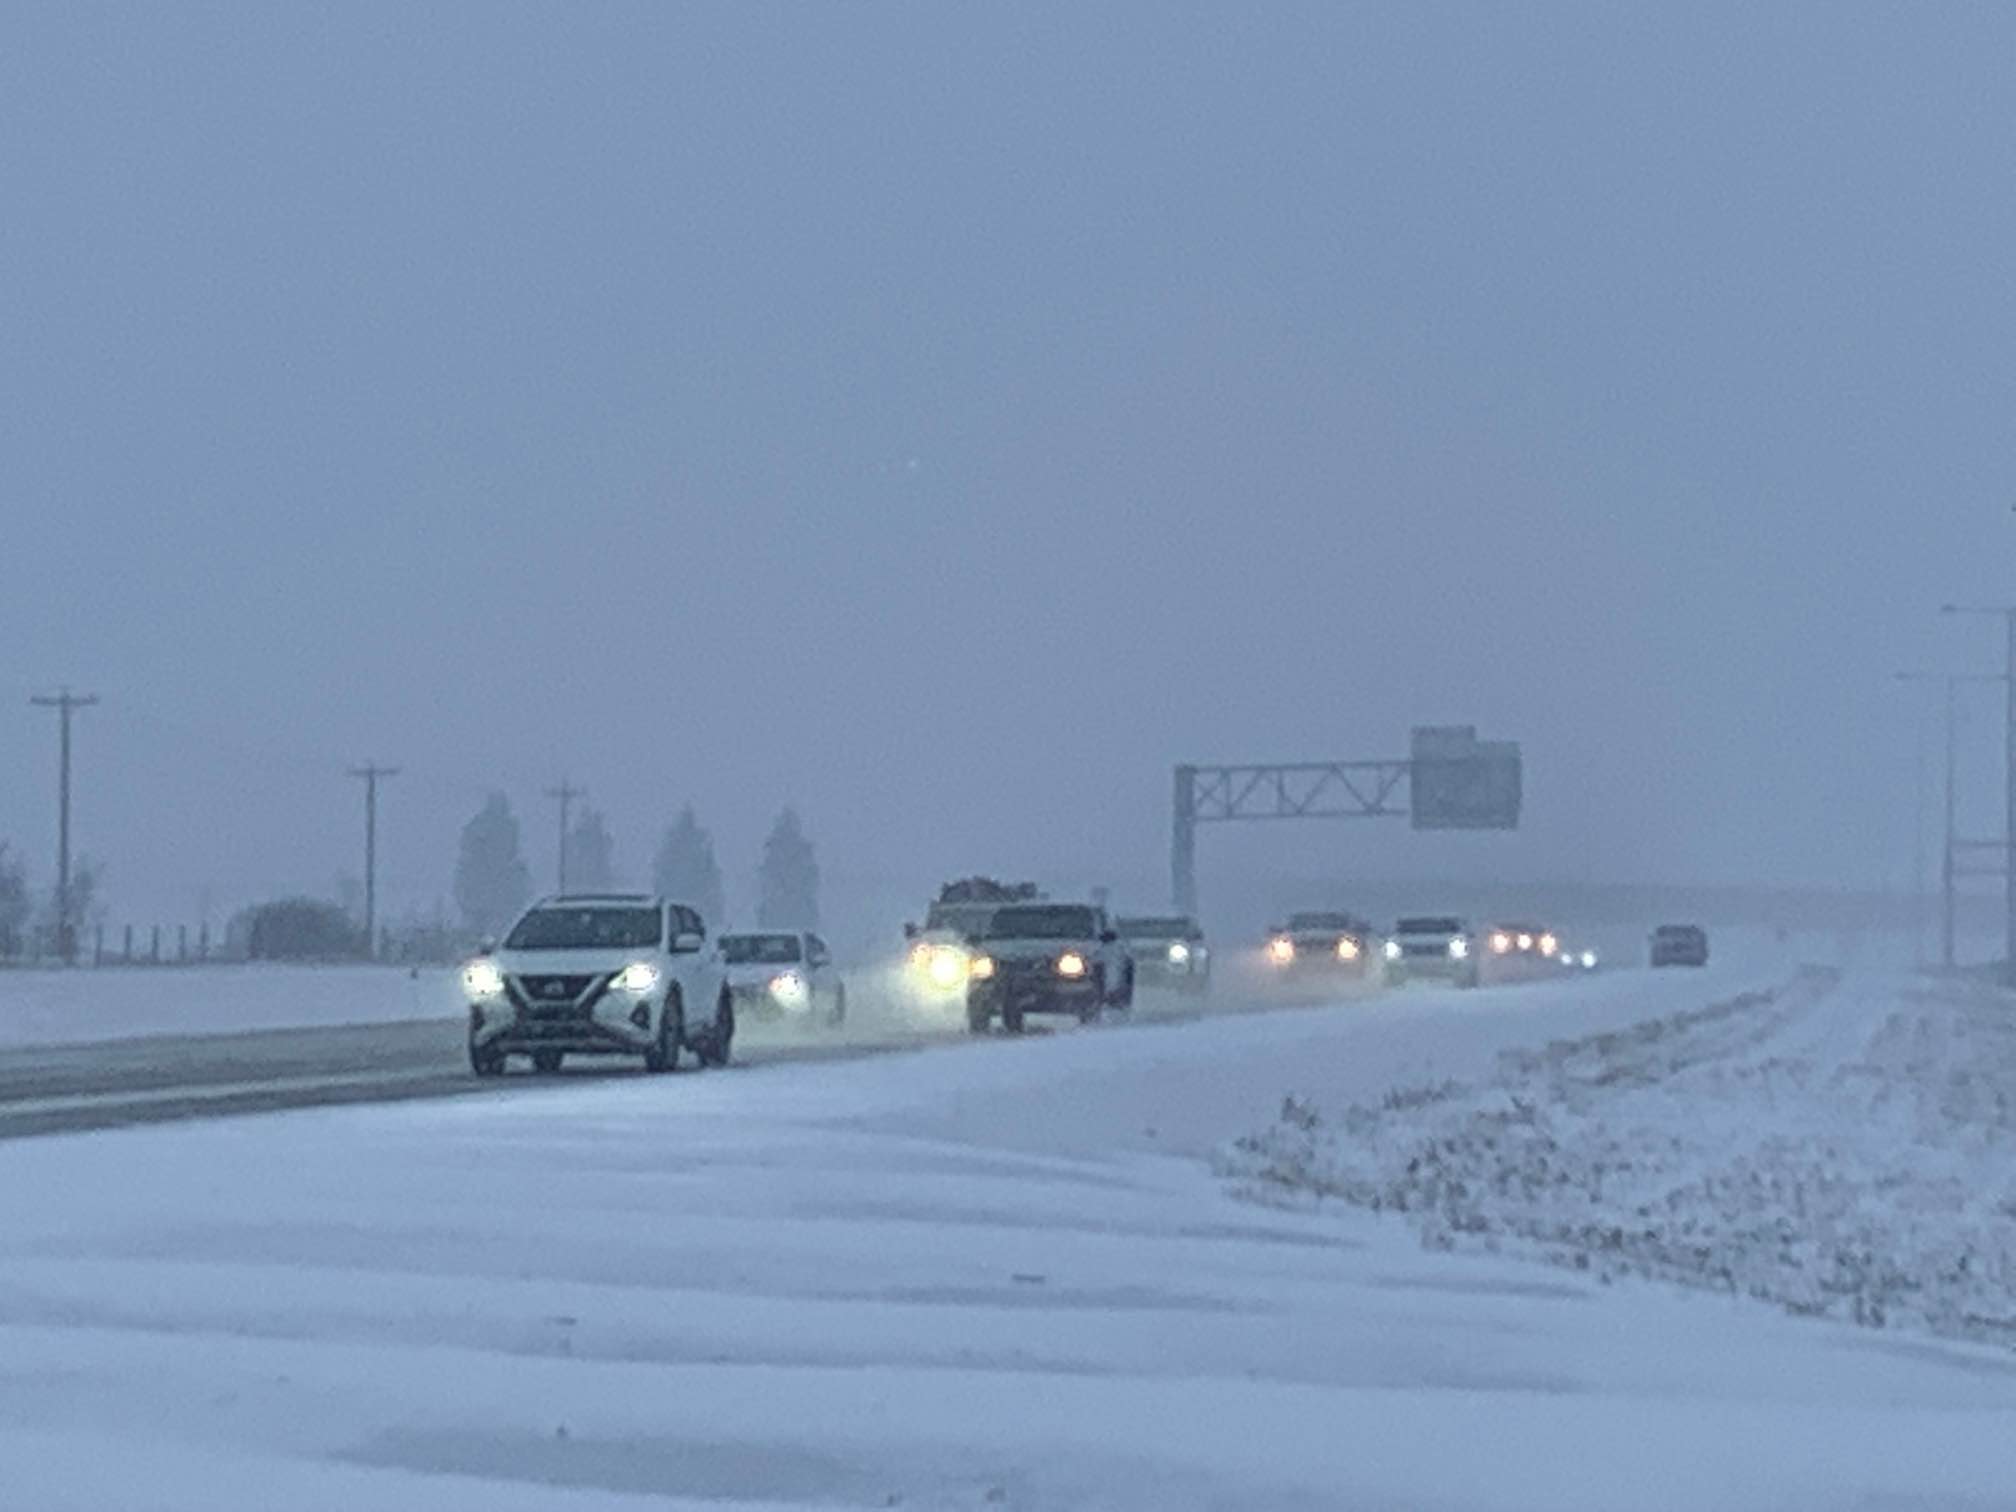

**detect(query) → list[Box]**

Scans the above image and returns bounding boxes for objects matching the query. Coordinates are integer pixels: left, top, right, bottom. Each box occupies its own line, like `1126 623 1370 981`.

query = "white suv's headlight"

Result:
1448 938 1470 960
1383 940 1402 961
1167 941 1191 965
769 971 810 1007
612 961 661 993
463 959 505 999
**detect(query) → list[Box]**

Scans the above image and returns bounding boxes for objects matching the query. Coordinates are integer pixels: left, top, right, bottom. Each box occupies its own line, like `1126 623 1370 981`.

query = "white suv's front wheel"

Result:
644 994 683 1074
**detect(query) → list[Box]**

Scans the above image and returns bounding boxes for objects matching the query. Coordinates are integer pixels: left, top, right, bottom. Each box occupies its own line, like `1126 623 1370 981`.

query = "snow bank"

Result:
1224 966 2016 1349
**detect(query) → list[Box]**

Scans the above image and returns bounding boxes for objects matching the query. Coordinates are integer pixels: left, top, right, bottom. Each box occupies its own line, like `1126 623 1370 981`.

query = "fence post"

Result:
123 924 133 963
150 924 161 963
199 922 209 961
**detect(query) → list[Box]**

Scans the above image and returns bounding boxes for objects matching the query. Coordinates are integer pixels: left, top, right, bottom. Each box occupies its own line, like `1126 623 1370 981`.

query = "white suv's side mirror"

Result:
672 931 705 954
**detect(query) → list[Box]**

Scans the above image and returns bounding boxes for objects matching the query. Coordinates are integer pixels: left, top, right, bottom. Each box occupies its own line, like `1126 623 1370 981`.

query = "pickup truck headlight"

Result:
1267 936 1295 966
1382 940 1402 962
1167 941 1191 965
1056 951 1088 979
463 959 505 999
926 946 968 988
1449 938 1471 960
612 961 661 993
969 954 996 981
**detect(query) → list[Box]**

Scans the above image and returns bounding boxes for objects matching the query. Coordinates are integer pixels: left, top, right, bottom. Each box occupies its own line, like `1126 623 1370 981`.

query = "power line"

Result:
29 688 99 963
347 763 401 958
545 779 584 893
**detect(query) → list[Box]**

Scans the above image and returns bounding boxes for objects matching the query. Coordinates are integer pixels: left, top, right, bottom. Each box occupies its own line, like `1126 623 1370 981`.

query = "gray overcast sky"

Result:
3 3 2014 926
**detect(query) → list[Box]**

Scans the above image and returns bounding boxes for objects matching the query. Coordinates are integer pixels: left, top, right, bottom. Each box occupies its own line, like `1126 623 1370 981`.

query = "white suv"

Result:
464 894 731 1076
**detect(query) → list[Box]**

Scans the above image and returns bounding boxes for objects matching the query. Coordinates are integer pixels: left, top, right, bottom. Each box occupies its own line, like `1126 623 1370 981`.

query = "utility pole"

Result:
30 688 98 963
1897 672 2002 971
1941 604 2016 984
346 763 400 959
545 779 583 892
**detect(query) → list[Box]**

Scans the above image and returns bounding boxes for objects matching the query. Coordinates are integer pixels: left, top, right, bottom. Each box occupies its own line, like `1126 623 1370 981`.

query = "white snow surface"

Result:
5 940 2016 1509
0 963 462 1047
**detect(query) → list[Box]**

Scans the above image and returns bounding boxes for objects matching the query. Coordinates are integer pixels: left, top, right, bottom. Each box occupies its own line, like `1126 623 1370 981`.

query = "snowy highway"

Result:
12 939 2016 1508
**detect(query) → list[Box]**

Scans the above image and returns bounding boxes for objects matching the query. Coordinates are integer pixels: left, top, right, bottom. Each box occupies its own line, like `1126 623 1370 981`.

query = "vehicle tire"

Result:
469 1037 505 1077
1116 962 1136 1012
696 990 734 1067
1002 1004 1026 1035
531 1048 564 1075
643 993 683 1074
966 994 992 1035
829 983 847 1027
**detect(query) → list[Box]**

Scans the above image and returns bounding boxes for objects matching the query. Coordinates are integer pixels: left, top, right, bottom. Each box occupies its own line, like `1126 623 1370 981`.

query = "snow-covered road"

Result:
4 943 2014 1509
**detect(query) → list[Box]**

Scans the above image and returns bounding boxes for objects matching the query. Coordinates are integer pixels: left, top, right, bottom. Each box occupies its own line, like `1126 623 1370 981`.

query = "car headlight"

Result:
908 942 932 970
1580 950 1599 970
463 959 505 999
768 971 810 1006
1267 937 1295 966
612 961 661 993
1449 938 1470 960
1539 933 1559 958
1168 941 1191 965
969 954 996 981
1383 940 1402 961
1056 951 1087 979
1491 932 1512 955
927 946 968 989
1515 933 1534 952
1336 937 1361 962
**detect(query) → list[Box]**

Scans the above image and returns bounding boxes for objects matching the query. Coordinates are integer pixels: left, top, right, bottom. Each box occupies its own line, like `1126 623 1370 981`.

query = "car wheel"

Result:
644 993 683 1074
1002 1005 1026 1035
469 1037 505 1077
697 990 734 1067
966 994 992 1035
531 1048 564 1075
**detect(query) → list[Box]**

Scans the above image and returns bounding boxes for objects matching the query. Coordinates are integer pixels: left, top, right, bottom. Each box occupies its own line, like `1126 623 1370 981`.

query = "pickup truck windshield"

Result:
505 907 662 951
985 905 1098 941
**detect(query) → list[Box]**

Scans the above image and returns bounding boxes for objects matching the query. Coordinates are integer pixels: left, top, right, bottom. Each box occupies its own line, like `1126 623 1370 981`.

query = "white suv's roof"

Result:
534 893 661 907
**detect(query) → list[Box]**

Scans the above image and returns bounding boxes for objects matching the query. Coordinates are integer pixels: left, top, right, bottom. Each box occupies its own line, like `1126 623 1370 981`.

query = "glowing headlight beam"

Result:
969 954 996 981
926 946 968 989
768 971 810 1007
1056 951 1088 979
1336 937 1361 962
462 959 505 998
612 961 661 993
1168 941 1191 965
1267 937 1295 966
1449 937 1471 960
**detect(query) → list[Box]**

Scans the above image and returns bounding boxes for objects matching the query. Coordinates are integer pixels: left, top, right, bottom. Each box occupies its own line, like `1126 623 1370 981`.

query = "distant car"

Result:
720 930 846 1025
1263 911 1379 979
1482 922 1564 972
1650 924 1709 967
1117 914 1210 993
900 888 1027 1005
463 893 733 1075
1382 916 1479 988
966 901 1135 1034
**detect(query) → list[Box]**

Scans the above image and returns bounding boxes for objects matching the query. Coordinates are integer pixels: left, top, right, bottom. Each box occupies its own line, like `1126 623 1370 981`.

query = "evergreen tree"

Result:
0 843 29 958
756 807 820 930
454 793 532 935
568 806 618 891
652 806 726 926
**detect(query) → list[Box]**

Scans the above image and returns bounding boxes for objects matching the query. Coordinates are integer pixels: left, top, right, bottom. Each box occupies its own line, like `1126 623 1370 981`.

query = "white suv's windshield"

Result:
505 907 662 951
721 933 803 965
1396 917 1463 936
985 905 1098 940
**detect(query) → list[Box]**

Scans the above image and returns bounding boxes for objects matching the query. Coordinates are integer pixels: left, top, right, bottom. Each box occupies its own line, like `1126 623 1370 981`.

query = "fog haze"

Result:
4 4 2012 929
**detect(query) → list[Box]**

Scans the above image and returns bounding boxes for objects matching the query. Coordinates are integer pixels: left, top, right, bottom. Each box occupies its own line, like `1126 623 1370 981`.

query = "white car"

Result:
720 930 846 1025
464 893 732 1076
1381 915 1480 988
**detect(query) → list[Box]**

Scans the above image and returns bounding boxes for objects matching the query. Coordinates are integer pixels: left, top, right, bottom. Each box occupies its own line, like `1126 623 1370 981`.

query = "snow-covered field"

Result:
0 963 462 1048
5 941 2016 1509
